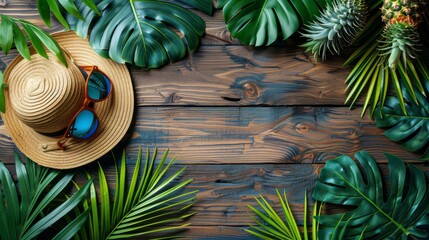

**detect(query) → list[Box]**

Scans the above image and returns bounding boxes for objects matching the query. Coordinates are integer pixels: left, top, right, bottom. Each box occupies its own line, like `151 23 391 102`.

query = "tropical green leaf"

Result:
175 0 213 15
220 0 329 46
68 0 206 69
313 151 429 239
75 148 197 239
37 0 100 29
246 189 321 240
375 87 429 160
0 154 91 240
0 14 67 67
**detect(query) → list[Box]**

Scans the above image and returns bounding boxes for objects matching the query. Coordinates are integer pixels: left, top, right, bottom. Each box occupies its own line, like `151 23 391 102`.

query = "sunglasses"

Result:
57 66 113 150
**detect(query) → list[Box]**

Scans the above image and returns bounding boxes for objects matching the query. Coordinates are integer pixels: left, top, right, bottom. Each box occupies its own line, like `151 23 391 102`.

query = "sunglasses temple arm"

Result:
57 137 70 151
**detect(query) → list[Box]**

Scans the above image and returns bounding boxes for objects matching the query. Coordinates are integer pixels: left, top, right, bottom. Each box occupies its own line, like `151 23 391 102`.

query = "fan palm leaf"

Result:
375 86 429 160
74 148 197 239
313 151 429 239
219 0 330 46
67 0 208 69
246 189 321 240
0 154 91 240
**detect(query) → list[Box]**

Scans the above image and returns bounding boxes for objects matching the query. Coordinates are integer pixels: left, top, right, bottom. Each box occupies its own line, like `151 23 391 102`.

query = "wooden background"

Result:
0 1 426 239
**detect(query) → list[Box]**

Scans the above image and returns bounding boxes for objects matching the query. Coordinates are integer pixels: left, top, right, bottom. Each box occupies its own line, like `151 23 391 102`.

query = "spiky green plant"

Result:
343 0 429 116
0 154 91 240
379 0 427 69
247 190 321 240
301 0 368 61
72 148 197 239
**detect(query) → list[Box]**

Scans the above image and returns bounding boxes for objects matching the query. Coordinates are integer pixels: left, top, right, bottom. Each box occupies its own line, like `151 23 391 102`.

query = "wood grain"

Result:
130 46 350 106
0 106 421 165
124 107 419 164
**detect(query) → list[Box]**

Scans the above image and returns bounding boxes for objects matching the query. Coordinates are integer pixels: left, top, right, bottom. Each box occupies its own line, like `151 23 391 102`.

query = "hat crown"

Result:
9 53 85 133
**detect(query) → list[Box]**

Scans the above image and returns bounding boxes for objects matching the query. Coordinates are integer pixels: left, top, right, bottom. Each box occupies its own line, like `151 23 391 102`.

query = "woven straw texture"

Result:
1 31 134 169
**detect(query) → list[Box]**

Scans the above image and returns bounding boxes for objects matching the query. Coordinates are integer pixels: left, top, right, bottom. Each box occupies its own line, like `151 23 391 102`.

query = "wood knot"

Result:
295 123 310 133
243 82 259 99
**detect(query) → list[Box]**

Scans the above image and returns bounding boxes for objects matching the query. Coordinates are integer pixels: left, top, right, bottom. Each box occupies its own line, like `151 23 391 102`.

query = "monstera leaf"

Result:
375 87 429 159
220 0 329 46
313 151 429 239
67 0 208 69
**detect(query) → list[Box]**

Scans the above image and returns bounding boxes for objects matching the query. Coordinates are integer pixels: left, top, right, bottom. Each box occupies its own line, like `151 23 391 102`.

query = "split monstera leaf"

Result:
67 0 209 69
313 151 429 239
218 0 331 46
375 88 429 160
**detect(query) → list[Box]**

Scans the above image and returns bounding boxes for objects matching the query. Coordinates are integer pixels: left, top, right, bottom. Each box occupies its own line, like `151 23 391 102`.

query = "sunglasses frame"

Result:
57 66 113 150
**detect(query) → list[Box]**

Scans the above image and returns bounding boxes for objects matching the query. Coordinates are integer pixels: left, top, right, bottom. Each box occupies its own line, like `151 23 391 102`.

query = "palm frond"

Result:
0 153 91 240
37 0 100 29
0 14 67 65
75 148 197 239
246 189 321 240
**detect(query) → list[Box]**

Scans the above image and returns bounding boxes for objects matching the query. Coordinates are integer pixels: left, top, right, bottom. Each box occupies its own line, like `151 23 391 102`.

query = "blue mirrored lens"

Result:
69 109 99 139
88 70 111 100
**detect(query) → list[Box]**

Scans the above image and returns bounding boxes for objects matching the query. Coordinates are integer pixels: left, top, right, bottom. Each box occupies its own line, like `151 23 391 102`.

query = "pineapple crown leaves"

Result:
379 0 427 69
301 0 368 61
379 22 421 69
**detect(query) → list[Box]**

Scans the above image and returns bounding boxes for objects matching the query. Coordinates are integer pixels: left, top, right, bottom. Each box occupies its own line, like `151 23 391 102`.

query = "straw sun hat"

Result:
1 31 134 169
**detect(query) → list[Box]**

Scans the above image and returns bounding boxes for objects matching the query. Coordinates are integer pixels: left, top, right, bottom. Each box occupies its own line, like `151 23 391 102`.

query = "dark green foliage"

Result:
219 0 330 46
37 0 100 29
375 87 429 160
0 154 91 240
73 148 197 239
313 151 429 239
67 0 210 69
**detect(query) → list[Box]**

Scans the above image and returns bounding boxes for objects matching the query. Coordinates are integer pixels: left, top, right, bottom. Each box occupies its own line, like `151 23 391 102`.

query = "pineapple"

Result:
301 0 368 61
379 0 427 69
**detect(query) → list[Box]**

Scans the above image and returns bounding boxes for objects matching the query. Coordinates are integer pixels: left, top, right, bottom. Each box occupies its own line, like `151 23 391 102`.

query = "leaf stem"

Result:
129 0 147 57
334 171 410 235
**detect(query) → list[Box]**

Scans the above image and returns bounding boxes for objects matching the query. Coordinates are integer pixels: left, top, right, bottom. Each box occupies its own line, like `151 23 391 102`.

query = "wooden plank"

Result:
1 45 350 106
0 106 419 165
124 107 420 164
180 226 257 239
130 46 349 106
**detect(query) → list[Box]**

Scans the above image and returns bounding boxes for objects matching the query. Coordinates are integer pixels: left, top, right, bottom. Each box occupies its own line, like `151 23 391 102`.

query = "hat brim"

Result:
1 31 134 169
